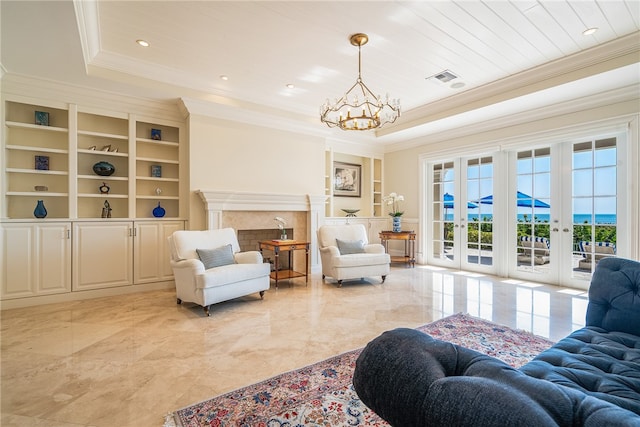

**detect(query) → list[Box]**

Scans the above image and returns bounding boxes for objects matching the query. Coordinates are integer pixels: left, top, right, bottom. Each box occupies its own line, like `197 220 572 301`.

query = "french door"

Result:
427 155 496 273
509 134 622 288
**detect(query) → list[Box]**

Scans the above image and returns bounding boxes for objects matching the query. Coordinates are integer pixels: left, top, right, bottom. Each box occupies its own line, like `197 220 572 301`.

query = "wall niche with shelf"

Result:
4 101 70 219
324 150 383 218
134 121 180 218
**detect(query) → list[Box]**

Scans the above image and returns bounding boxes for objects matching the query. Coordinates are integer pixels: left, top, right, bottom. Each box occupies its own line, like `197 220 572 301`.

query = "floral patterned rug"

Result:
168 313 554 427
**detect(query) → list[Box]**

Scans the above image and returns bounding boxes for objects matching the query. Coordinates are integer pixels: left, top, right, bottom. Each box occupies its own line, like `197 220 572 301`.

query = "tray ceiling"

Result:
1 1 639 148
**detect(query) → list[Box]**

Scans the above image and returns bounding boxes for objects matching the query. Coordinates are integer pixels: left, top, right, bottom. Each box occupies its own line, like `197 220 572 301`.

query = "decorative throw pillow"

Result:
336 239 365 255
197 244 235 269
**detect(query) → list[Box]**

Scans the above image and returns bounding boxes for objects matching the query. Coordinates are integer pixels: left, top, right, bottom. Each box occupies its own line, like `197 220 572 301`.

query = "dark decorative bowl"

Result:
93 161 115 176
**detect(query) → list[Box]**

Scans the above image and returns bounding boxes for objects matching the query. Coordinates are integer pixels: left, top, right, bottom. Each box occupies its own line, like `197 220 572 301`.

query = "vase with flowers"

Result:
383 192 404 232
274 216 287 240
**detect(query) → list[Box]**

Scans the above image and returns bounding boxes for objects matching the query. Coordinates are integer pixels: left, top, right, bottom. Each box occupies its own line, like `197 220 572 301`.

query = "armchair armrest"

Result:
234 250 263 264
364 243 385 254
319 246 340 257
170 258 206 275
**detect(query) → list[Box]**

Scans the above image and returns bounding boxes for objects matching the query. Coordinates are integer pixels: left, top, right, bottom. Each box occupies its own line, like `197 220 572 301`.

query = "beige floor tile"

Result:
1 266 586 426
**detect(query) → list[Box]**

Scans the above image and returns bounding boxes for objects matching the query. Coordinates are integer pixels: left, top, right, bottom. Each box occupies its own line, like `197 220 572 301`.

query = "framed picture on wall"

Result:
333 161 361 197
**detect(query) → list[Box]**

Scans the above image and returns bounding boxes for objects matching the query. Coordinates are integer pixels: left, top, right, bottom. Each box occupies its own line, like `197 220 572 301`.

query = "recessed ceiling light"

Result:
286 84 295 89
450 82 465 89
220 75 229 81
583 27 598 36
136 39 150 47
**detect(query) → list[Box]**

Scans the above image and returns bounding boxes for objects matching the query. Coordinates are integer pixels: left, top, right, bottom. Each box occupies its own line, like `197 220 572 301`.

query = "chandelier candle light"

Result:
320 33 400 131
383 192 404 232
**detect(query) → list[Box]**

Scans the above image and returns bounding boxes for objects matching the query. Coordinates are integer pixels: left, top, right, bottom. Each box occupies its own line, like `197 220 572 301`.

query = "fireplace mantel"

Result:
197 190 325 215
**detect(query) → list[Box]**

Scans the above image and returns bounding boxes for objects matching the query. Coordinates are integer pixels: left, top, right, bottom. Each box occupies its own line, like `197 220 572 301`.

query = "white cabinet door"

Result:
1 223 71 299
134 220 184 284
73 222 133 291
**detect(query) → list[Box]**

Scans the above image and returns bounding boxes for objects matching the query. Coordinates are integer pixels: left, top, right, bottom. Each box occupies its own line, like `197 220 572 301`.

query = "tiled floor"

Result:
1 265 589 426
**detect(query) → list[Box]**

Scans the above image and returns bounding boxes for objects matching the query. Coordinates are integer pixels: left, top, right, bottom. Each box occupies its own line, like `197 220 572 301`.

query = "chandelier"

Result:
320 33 400 131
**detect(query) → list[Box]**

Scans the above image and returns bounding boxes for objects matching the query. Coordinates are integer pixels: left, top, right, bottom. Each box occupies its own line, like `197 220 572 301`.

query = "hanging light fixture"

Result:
320 33 400 131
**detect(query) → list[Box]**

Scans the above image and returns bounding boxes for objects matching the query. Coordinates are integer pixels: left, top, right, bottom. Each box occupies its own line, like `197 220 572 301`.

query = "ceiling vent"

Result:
427 70 459 83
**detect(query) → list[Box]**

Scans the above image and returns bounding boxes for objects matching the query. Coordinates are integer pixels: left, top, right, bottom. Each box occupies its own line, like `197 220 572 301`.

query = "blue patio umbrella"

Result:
477 191 550 208
443 193 478 209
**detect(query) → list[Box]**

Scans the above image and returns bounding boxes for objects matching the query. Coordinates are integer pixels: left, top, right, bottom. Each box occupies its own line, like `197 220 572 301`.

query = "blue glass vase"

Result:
152 202 166 218
392 216 402 232
34 200 48 218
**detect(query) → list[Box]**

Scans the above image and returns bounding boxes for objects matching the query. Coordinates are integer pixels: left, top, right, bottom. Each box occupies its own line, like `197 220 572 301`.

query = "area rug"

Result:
168 313 554 427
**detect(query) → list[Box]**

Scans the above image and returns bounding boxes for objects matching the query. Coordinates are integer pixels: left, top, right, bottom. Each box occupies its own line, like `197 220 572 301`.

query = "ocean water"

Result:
444 213 617 224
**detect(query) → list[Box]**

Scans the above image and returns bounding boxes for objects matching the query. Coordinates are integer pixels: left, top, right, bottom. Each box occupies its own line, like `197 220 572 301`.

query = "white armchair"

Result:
168 228 270 316
317 224 390 287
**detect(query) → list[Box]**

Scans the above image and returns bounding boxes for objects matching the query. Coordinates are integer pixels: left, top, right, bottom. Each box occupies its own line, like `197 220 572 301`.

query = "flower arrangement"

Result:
274 216 287 239
383 192 404 217
274 216 286 229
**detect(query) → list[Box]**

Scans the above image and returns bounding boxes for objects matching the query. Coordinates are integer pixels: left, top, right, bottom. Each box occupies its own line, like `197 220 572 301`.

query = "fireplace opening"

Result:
237 228 293 271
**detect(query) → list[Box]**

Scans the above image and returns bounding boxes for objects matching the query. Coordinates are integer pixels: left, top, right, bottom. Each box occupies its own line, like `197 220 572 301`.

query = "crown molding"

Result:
1 73 184 122
73 0 100 71
394 84 639 155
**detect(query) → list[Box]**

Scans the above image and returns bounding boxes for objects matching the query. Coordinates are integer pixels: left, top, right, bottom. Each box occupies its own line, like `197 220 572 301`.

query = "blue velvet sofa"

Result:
353 257 640 426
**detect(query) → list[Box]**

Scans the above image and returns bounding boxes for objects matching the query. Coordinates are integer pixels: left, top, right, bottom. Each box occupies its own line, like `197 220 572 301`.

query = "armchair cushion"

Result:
197 244 235 269
197 263 269 290
336 239 365 254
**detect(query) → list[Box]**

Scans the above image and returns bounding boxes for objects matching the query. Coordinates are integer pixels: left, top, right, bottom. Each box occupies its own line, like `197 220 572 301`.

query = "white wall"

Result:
187 114 326 229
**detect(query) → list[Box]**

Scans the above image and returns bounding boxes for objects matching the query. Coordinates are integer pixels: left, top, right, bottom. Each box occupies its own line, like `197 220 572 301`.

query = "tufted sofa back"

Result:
586 257 640 336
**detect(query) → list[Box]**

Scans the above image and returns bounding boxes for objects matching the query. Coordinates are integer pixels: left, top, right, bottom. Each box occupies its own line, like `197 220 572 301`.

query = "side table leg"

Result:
305 246 309 285
274 248 279 289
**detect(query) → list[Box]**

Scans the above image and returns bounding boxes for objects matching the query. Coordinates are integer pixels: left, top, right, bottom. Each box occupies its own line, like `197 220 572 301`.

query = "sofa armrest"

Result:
234 250 263 264
364 243 385 254
353 328 632 427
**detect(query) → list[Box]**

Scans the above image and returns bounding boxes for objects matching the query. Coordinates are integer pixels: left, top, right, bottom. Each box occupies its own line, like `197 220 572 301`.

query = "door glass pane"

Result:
432 162 455 262
573 139 617 277
516 149 551 273
467 157 492 266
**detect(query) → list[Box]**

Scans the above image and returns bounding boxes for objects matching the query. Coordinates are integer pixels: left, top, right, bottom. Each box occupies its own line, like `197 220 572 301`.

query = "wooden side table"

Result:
258 240 310 288
379 231 416 267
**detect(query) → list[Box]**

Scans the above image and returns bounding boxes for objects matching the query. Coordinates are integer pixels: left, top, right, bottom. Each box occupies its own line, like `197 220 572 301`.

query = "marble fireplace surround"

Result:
196 190 327 272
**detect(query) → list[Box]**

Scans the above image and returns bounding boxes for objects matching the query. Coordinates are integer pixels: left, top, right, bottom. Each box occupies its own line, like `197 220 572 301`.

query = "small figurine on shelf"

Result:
101 200 112 218
99 182 110 194
151 129 162 140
